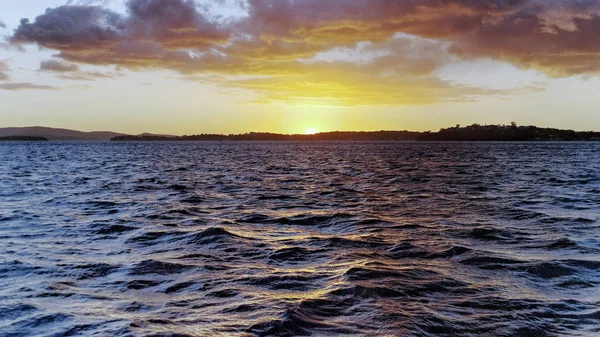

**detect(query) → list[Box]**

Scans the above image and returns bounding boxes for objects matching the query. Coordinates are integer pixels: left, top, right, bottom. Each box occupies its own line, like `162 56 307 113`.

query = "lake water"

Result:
1 141 600 336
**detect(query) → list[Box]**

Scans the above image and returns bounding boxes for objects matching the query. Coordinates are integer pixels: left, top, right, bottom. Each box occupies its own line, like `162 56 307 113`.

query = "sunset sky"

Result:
1 0 600 135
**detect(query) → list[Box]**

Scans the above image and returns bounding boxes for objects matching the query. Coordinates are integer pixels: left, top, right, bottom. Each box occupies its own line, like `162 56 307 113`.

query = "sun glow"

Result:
304 127 318 135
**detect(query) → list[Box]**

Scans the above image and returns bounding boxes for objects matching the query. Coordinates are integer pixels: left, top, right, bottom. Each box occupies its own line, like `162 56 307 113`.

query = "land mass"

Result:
2 124 599 142
111 130 420 141
112 124 600 142
0 136 48 141
0 127 171 141
417 124 600 141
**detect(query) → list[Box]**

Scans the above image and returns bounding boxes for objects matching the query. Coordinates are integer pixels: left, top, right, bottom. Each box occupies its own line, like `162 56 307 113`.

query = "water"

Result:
1 141 599 337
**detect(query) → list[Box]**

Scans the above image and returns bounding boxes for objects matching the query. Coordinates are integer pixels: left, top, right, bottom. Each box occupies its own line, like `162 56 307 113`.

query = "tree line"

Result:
111 124 600 142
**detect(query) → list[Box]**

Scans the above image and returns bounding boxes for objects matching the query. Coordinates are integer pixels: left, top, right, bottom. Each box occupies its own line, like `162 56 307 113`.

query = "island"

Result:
416 123 600 141
0 136 49 141
111 124 600 142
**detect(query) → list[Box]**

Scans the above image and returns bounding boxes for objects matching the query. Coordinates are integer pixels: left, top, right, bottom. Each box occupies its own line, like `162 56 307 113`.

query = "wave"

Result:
1 142 599 336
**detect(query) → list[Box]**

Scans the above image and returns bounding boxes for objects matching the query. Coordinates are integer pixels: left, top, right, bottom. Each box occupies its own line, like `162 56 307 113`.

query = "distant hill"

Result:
0 136 48 141
0 127 125 141
138 132 178 138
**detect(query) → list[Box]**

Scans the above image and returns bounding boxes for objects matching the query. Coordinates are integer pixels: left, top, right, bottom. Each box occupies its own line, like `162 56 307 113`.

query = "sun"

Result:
304 127 318 135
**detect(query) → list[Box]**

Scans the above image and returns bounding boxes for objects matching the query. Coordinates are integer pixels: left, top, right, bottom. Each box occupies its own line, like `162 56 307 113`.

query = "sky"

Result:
1 0 600 135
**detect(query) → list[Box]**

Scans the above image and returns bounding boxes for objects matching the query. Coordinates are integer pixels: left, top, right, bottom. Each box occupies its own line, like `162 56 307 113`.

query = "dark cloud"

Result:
450 9 600 76
0 82 60 91
236 0 527 46
234 0 600 75
253 0 600 75
12 6 124 50
126 0 229 48
0 19 6 29
11 0 228 51
13 0 598 74
8 0 600 104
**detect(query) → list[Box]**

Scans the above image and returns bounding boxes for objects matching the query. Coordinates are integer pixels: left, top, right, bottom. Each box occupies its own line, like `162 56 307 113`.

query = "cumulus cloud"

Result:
11 0 228 51
450 8 600 76
126 0 229 49
9 0 600 104
0 82 60 91
11 6 124 51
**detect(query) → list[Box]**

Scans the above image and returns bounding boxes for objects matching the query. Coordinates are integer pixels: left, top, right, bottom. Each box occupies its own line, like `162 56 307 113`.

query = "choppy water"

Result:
1 141 600 337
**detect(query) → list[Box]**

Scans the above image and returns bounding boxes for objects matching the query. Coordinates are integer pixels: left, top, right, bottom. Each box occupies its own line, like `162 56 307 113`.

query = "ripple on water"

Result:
1 141 599 336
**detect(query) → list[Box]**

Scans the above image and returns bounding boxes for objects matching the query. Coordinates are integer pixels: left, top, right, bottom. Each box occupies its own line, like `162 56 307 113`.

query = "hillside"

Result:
0 127 125 141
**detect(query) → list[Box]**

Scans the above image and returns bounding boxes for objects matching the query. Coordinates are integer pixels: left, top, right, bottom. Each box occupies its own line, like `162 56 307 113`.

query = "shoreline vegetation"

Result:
112 124 600 142
0 136 48 141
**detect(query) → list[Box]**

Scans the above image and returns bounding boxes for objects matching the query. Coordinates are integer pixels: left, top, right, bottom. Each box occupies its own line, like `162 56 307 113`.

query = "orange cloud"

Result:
9 0 600 104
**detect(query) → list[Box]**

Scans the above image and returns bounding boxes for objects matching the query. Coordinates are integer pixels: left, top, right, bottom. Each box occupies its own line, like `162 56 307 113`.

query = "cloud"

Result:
69 84 93 90
450 8 600 76
57 70 118 81
39 59 120 81
189 60 542 107
0 82 60 91
40 60 80 72
11 0 228 51
232 0 600 76
66 0 113 5
0 19 6 29
11 6 124 51
0 60 9 80
126 0 229 49
9 0 600 105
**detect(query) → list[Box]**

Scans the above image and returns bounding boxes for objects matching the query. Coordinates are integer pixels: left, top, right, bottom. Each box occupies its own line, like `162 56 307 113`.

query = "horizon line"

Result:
4 123 600 136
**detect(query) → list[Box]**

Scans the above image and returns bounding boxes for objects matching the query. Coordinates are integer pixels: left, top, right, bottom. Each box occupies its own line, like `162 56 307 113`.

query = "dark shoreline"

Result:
111 124 600 142
0 136 48 141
